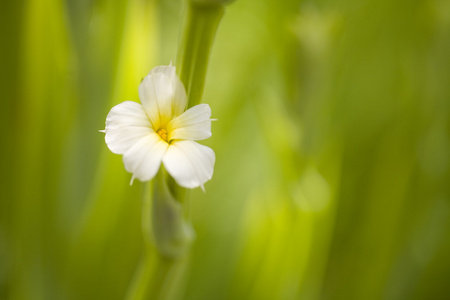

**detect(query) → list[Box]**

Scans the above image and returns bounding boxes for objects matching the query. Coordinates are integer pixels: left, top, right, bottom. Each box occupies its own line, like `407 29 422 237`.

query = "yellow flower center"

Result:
157 128 168 142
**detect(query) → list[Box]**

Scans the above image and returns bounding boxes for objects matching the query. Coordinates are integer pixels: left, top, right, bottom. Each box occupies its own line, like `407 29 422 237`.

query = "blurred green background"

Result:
1 0 450 299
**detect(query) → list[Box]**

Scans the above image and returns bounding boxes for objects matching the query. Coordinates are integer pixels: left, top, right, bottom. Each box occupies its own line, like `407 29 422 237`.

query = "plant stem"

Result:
173 0 225 219
177 1 225 108
128 1 225 299
127 171 192 300
125 181 174 300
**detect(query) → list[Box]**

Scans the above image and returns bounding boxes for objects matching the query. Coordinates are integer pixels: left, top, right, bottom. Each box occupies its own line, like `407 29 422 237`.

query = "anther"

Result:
157 128 168 142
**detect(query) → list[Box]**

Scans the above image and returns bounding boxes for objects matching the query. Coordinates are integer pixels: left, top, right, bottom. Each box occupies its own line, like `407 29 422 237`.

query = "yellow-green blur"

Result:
1 0 450 299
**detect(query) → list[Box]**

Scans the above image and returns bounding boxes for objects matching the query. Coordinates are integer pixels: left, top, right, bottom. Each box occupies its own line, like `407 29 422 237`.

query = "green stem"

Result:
151 169 194 259
173 0 225 220
125 247 173 300
125 181 167 300
126 171 193 300
127 2 226 299
177 1 225 108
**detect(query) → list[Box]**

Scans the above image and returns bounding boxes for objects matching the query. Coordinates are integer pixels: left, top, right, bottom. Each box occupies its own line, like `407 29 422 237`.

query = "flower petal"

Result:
163 140 215 189
150 64 187 117
138 72 172 130
167 104 212 141
138 65 187 130
123 133 169 182
104 101 153 154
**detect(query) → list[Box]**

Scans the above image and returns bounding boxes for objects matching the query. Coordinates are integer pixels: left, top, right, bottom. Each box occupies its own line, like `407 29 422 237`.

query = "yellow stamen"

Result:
157 128 168 142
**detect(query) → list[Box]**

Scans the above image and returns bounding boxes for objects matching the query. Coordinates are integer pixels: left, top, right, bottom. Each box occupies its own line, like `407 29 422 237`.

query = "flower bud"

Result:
151 170 194 258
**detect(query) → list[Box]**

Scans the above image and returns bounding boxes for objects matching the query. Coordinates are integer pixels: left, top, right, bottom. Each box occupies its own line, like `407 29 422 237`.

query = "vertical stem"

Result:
127 171 192 300
125 181 174 300
177 2 225 107
128 1 226 299
126 182 160 300
174 0 225 224
151 169 194 259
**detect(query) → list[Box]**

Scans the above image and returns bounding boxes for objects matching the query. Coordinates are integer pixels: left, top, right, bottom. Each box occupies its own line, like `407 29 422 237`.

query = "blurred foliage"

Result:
1 0 450 299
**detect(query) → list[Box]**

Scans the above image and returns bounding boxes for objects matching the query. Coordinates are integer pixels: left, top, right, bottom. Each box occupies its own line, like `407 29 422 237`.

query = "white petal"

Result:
138 65 187 130
138 72 173 130
151 64 187 117
163 140 215 189
123 133 169 182
167 104 212 141
104 101 153 154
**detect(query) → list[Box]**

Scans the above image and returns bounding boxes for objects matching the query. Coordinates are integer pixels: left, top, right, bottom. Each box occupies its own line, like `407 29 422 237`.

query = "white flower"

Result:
101 64 215 189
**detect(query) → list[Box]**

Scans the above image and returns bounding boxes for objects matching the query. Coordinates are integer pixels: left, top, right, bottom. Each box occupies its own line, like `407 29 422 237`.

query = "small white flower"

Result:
101 64 215 189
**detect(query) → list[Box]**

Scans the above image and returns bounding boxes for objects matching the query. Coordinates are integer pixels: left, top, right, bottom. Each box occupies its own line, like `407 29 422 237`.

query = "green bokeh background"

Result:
1 0 450 299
